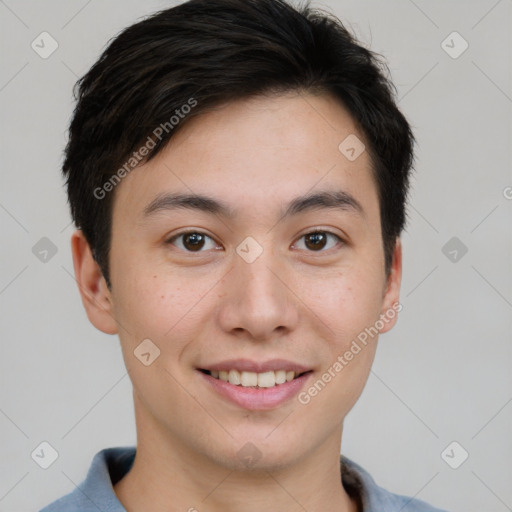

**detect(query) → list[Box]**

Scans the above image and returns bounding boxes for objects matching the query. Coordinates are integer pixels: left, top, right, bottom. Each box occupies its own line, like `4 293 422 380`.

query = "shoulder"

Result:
39 446 136 512
341 455 449 512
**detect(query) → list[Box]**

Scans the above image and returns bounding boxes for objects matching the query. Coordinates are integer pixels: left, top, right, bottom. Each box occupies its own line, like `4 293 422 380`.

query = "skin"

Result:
71 91 402 512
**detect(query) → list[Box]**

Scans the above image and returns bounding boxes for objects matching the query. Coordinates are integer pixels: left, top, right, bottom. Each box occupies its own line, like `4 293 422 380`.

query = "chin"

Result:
206 433 302 473
216 448 299 474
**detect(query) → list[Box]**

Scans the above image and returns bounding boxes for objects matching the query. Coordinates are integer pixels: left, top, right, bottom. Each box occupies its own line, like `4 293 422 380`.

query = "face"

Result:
74 91 401 472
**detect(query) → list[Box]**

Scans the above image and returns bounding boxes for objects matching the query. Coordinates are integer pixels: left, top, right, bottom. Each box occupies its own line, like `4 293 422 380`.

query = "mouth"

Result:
196 360 314 410
198 368 312 388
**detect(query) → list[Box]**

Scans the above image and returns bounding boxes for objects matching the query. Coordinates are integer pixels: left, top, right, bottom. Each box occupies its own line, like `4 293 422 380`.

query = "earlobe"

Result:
379 237 402 334
70 230 118 335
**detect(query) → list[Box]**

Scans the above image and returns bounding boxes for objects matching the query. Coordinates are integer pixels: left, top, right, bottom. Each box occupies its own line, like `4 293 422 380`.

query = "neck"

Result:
114 393 359 512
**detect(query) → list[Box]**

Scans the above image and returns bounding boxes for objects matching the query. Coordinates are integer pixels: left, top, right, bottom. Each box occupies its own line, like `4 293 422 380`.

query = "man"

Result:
41 0 447 510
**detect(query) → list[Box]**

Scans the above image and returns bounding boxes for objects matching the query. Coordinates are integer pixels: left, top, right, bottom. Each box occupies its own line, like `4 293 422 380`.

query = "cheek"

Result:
304 269 383 342
111 266 223 371
112 275 198 410
111 269 189 347
300 270 382 401
299 280 380 420
303 349 376 429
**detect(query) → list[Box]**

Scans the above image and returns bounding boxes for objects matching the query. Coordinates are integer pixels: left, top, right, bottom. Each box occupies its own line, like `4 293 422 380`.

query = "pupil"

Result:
305 232 326 250
184 233 204 251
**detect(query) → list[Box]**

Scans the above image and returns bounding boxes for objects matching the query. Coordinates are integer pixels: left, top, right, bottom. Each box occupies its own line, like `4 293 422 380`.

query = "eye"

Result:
166 231 220 252
293 231 343 252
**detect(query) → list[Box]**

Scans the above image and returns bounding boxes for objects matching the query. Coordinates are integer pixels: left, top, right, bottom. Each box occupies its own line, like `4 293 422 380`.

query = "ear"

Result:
70 229 118 335
378 237 402 334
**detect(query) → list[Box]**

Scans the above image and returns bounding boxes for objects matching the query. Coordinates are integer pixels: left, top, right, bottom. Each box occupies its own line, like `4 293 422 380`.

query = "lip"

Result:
199 358 311 374
197 369 313 411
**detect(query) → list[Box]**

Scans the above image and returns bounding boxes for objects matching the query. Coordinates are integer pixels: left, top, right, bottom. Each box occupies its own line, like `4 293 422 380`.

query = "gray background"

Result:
1 0 511 511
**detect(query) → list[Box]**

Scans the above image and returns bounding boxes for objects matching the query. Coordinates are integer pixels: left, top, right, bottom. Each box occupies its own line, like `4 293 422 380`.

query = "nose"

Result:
216 249 300 341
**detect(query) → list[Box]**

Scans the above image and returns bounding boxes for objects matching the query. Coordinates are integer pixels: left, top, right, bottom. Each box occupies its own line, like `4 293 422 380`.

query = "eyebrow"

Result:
142 189 365 220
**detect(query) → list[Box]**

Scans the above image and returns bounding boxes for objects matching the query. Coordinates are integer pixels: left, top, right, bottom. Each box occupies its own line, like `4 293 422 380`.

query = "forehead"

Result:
112 92 378 225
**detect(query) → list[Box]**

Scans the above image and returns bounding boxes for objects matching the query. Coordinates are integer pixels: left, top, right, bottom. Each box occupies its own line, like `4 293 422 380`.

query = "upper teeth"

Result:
210 369 297 387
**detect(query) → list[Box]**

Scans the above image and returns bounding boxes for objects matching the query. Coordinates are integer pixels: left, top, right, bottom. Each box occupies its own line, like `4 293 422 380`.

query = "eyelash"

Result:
165 230 344 254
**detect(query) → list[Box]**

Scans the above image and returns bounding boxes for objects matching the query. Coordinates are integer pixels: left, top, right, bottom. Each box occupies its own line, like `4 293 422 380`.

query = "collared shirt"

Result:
40 446 448 512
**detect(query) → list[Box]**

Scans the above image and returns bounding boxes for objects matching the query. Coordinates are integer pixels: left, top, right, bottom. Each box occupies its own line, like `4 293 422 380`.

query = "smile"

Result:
200 369 310 388
197 360 314 410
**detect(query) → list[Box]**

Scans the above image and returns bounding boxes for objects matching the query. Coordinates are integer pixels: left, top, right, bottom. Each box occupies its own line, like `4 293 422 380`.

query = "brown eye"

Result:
182 232 205 251
295 231 342 252
167 231 218 252
305 232 327 250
